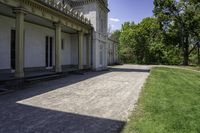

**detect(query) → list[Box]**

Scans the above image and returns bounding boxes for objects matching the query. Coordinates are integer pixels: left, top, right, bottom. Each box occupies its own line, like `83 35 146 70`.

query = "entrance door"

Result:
45 36 53 68
11 29 16 70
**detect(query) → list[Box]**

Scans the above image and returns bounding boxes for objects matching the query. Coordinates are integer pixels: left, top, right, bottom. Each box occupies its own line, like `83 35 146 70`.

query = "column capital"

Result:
78 31 84 35
54 22 63 28
13 7 27 15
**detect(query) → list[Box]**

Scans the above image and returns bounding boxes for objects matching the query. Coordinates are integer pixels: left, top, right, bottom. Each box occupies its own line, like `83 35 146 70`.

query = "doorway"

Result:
11 29 16 71
45 36 53 68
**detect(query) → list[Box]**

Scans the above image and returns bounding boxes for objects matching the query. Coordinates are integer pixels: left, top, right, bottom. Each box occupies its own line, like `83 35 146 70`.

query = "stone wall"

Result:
107 39 119 65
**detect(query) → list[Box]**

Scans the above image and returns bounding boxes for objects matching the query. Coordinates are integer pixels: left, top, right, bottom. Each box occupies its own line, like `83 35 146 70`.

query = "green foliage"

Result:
116 0 200 65
119 18 181 64
154 0 200 65
118 22 136 63
110 30 121 42
122 67 200 133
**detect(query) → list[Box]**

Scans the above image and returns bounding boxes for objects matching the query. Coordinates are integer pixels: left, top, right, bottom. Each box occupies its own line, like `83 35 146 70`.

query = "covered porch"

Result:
0 0 92 81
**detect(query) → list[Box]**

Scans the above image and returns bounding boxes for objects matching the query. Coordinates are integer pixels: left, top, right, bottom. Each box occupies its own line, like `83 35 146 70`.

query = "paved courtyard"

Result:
0 65 150 133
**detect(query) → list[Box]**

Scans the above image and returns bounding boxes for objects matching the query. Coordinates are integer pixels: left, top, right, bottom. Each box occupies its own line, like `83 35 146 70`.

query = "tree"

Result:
110 30 121 42
119 22 136 63
119 18 182 65
154 0 200 65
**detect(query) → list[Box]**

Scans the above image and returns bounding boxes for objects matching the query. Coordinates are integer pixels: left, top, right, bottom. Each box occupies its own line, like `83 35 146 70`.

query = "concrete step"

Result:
0 85 14 95
25 73 67 83
69 69 92 75
0 69 91 91
1 73 68 90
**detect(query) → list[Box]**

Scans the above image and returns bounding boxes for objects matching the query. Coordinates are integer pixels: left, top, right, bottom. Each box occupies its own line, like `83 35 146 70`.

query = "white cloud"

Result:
111 24 115 28
109 18 120 22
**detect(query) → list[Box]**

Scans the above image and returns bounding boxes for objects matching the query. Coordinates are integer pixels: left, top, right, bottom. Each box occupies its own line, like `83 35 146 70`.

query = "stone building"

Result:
107 38 118 65
0 0 118 79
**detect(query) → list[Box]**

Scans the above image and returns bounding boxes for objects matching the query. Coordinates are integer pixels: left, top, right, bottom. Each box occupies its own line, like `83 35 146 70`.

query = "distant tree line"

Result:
110 0 200 65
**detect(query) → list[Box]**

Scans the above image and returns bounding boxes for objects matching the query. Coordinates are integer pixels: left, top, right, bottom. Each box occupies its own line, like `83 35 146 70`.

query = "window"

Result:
61 39 64 50
45 36 53 67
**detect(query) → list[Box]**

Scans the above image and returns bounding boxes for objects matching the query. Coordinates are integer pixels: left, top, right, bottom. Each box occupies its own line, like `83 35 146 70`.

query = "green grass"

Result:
122 67 200 133
185 66 200 71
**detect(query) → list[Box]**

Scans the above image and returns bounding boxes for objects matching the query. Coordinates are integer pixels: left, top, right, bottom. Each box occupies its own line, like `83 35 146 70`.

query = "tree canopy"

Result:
154 0 200 65
111 0 200 65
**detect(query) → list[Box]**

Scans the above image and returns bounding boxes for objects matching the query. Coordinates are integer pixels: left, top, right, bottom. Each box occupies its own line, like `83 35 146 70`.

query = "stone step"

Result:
0 69 91 91
25 73 67 83
68 69 91 75
0 85 14 95
1 73 68 90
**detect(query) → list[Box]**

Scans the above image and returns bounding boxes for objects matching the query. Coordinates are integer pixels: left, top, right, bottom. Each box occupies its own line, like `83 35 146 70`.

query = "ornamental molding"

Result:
36 0 91 25
70 0 109 12
0 0 92 32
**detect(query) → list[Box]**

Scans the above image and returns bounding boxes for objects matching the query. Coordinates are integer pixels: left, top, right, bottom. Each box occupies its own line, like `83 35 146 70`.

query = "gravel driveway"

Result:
0 65 150 133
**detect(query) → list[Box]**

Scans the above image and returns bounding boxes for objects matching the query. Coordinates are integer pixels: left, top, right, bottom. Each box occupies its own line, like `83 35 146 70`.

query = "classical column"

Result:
55 23 62 73
104 37 108 67
87 34 92 68
14 8 26 78
113 42 116 63
78 31 84 70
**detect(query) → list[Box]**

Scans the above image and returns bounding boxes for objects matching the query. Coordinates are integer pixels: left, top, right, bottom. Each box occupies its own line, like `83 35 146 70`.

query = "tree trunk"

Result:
183 41 189 66
183 49 189 65
198 46 200 65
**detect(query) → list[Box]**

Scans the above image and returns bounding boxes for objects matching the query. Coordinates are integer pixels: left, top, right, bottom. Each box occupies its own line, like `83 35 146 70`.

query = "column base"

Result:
15 71 24 78
78 66 84 70
55 67 62 73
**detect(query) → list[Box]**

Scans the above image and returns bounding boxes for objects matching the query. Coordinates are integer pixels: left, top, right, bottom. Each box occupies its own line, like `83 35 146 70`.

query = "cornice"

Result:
70 0 110 12
36 0 92 25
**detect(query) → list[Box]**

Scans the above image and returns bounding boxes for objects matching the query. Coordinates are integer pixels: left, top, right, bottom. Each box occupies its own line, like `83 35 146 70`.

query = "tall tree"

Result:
119 22 136 63
110 30 121 42
119 18 177 64
154 0 200 65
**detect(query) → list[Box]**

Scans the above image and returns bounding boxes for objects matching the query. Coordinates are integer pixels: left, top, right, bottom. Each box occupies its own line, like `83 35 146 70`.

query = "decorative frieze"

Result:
38 0 91 25
0 0 91 32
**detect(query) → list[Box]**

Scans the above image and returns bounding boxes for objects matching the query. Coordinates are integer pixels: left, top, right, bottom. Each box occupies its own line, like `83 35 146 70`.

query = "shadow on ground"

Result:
111 68 150 73
0 66 150 133
0 103 125 133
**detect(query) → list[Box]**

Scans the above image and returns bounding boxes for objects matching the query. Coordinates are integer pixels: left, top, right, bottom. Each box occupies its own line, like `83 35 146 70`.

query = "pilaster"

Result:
14 8 26 78
55 22 62 73
78 31 84 70
104 36 108 67
87 33 92 68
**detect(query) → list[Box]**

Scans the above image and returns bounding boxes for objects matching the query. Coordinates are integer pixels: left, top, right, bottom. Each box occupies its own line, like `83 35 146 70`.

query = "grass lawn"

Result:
122 67 200 133
185 66 200 71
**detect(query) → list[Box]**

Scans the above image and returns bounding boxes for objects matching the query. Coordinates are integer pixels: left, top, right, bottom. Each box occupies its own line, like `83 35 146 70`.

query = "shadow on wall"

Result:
0 66 150 133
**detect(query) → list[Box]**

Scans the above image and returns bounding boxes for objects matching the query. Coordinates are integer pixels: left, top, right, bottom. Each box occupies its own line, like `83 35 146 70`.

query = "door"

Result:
11 29 16 70
45 36 53 68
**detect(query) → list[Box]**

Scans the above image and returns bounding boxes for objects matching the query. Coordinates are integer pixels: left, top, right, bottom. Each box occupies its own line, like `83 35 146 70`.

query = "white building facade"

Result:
0 0 118 79
107 38 118 65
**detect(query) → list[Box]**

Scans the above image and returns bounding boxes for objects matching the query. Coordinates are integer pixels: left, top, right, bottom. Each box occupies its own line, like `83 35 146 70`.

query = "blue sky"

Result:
108 0 154 31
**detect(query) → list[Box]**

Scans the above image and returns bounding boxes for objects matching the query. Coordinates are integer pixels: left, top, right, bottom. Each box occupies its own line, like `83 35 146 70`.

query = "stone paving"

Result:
0 65 150 133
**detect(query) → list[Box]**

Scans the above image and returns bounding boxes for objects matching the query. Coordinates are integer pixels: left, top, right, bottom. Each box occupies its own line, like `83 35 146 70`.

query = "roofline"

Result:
108 38 119 44
71 0 110 12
